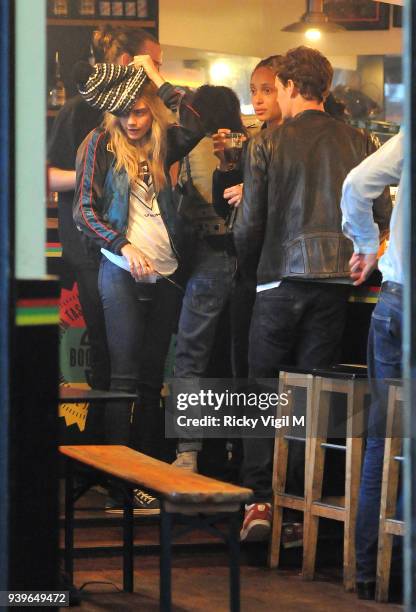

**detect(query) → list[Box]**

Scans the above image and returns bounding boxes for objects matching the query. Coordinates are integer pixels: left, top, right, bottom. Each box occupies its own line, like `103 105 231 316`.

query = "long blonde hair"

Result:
103 83 171 192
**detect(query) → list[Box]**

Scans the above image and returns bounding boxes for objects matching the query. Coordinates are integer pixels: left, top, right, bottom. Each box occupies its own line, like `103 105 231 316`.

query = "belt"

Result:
381 281 403 295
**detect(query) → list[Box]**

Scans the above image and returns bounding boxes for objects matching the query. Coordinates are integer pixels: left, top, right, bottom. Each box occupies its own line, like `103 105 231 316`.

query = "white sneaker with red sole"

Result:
240 502 272 542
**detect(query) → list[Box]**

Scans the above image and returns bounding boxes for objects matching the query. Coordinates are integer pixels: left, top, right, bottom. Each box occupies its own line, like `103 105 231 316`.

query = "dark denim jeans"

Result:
243 279 350 501
98 257 181 454
356 282 402 583
175 241 236 451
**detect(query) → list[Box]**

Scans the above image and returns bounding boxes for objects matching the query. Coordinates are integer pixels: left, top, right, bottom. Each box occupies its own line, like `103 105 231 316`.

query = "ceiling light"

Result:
210 61 231 83
305 28 322 41
282 0 345 34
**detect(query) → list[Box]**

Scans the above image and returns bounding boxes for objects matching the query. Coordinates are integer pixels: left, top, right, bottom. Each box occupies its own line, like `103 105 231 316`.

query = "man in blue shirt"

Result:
341 130 403 599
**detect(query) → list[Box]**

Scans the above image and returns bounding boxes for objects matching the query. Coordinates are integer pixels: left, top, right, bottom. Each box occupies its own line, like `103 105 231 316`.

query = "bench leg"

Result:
229 512 241 612
123 487 134 592
160 505 172 612
64 459 74 582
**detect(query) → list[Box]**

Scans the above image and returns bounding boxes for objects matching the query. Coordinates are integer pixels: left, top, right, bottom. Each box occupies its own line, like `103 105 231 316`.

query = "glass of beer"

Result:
223 132 243 169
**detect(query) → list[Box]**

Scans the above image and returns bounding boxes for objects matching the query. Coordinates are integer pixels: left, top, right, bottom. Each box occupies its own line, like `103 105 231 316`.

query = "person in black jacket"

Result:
235 46 392 542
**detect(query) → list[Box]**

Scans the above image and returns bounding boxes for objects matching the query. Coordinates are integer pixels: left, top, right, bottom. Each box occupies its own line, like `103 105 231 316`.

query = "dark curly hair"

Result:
253 55 282 76
93 25 158 62
276 46 333 103
191 85 246 135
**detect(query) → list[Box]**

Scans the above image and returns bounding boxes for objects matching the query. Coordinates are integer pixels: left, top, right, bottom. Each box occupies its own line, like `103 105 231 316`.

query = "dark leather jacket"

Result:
234 110 392 285
73 83 204 259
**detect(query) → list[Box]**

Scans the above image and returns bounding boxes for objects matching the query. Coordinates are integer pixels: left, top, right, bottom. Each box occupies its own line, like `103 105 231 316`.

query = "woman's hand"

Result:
121 243 155 281
212 129 231 171
133 54 164 89
223 183 243 208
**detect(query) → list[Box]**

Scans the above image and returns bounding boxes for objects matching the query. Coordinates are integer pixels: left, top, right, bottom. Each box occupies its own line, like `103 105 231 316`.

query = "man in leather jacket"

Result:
235 46 392 542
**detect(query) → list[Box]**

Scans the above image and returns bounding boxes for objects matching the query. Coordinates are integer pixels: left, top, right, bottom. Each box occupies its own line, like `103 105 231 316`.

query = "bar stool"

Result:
268 370 314 568
376 381 404 602
302 369 368 591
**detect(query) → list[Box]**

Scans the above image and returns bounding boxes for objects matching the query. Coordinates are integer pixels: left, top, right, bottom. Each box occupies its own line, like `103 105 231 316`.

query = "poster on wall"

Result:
59 281 90 432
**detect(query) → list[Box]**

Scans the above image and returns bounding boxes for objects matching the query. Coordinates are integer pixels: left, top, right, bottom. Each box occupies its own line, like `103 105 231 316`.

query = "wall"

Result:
160 0 403 57
15 0 46 279
159 0 264 56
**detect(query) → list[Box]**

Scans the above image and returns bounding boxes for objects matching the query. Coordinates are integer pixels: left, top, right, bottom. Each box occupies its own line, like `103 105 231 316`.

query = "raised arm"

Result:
133 55 204 164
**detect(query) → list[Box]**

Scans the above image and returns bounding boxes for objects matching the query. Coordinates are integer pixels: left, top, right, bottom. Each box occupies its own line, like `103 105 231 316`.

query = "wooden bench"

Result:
60 444 252 612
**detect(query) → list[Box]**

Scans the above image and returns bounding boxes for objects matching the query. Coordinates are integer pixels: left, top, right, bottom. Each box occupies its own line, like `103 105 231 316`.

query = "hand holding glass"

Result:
223 132 243 169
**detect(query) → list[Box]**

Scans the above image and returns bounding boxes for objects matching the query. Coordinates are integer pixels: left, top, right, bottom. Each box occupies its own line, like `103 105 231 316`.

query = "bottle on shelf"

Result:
111 0 124 17
77 0 96 16
49 51 66 109
98 1 111 16
124 1 137 18
50 0 69 17
88 43 96 66
136 0 148 18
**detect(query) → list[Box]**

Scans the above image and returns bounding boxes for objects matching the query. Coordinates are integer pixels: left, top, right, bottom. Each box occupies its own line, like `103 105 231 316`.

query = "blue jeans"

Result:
175 241 236 451
356 282 402 582
98 257 181 453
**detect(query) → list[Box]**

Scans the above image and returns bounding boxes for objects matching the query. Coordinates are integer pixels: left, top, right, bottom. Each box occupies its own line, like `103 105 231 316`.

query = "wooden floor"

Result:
61 487 403 611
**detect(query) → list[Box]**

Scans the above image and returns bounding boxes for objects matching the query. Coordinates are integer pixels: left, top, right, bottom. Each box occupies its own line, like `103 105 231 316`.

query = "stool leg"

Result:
377 532 394 602
268 428 290 568
160 505 172 612
303 378 328 580
64 459 74 582
229 511 241 612
376 399 402 602
344 436 362 591
343 382 365 591
123 487 134 592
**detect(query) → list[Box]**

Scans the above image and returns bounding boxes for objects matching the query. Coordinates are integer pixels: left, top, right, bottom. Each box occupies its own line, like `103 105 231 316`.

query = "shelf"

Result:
47 18 156 27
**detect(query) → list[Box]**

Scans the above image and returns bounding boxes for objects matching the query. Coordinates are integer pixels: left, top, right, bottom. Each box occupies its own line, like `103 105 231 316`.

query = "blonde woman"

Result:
48 27 163 392
73 57 203 513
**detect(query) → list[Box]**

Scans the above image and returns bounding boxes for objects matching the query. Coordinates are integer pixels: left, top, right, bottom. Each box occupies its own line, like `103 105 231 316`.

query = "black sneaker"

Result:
105 489 160 515
281 522 303 549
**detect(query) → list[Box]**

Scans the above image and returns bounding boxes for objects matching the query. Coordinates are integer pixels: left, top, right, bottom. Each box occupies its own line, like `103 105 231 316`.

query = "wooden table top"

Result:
60 445 253 505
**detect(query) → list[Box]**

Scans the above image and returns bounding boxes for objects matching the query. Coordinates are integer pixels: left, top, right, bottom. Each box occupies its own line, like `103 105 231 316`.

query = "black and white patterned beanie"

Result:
73 61 148 115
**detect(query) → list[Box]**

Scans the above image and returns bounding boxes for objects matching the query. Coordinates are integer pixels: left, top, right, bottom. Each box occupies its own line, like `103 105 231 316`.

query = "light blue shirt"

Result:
341 130 403 285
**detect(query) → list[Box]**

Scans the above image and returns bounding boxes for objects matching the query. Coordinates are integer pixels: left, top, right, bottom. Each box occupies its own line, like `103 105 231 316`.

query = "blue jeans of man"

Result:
98 257 181 456
175 240 236 452
356 282 402 583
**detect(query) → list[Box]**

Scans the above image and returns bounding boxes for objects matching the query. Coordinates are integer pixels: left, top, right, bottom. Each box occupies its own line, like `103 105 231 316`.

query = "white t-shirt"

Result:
102 173 178 278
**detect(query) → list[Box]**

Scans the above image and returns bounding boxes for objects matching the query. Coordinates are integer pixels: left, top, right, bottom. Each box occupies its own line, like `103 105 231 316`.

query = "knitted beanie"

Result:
73 61 148 115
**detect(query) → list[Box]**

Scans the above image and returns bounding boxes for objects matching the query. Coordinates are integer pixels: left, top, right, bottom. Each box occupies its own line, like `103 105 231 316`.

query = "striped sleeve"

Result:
73 129 129 253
